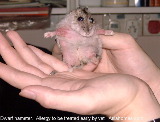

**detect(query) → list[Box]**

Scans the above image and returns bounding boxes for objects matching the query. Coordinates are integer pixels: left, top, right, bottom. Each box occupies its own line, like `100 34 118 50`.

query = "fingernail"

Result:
19 90 36 100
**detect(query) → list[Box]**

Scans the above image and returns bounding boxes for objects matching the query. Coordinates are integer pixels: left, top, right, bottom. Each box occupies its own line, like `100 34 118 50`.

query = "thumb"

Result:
100 32 135 50
19 85 91 114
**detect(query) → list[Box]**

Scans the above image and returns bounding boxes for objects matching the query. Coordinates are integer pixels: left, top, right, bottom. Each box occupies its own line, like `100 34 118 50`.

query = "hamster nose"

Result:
82 26 90 35
82 26 86 30
82 26 89 30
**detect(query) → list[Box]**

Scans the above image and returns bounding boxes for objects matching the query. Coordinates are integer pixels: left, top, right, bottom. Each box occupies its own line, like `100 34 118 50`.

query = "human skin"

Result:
53 32 160 103
0 31 159 121
98 33 160 103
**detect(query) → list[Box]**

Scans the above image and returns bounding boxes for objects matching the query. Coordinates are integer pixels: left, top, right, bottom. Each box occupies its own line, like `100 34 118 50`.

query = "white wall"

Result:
17 29 56 51
16 15 65 51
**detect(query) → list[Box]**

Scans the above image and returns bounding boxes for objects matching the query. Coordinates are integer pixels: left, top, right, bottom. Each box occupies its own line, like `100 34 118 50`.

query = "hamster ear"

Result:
69 8 77 14
83 7 88 11
77 6 88 11
82 7 89 14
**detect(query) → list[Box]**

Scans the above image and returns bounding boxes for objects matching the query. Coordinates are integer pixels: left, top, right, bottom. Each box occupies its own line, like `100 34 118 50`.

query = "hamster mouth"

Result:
79 30 95 37
70 26 95 37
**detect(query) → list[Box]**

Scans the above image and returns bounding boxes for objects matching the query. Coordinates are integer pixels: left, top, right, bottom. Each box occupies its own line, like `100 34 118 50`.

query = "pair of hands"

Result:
0 31 160 121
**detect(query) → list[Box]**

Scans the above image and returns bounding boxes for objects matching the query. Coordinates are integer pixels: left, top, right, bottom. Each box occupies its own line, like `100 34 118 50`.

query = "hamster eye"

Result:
77 17 84 21
89 18 94 23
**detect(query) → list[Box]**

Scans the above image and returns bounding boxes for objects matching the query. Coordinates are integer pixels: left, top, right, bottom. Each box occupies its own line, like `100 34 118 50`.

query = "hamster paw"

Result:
44 32 56 38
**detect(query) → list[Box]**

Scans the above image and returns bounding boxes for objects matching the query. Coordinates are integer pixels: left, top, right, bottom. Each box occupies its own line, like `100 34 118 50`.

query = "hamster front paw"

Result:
44 32 56 38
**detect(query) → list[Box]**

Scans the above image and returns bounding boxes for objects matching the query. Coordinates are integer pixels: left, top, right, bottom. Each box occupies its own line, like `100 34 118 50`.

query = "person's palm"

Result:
93 34 160 101
0 31 160 120
0 31 159 99
51 32 160 102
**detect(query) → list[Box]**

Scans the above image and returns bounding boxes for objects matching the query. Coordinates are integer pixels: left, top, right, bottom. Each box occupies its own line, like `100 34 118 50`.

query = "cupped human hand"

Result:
19 71 160 121
53 32 160 103
96 33 160 103
0 31 69 77
1 63 160 121
0 31 160 121
0 56 160 121
0 31 105 89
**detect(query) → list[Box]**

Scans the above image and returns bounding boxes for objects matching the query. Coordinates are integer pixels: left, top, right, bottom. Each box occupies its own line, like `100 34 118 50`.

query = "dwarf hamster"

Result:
44 7 114 70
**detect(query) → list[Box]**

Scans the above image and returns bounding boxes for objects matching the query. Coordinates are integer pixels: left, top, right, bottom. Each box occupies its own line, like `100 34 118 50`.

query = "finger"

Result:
20 85 92 115
0 62 42 89
29 45 68 72
7 31 54 75
0 32 46 78
100 32 136 50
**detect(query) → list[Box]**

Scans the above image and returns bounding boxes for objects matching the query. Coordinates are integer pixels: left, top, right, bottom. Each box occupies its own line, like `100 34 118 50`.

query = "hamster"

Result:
44 7 114 71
